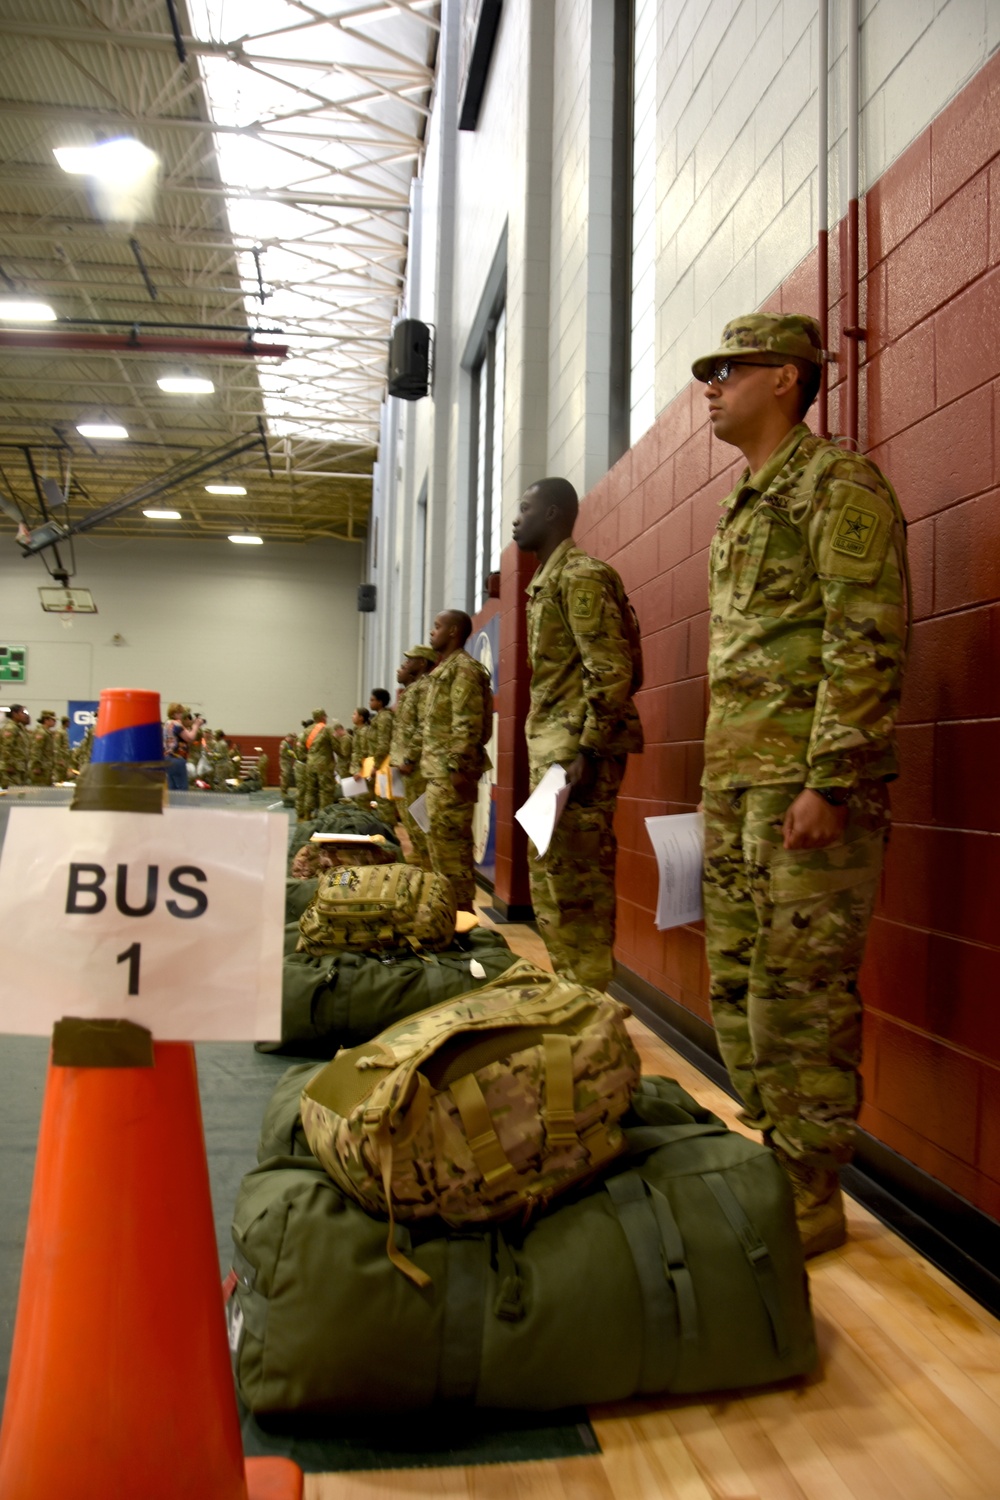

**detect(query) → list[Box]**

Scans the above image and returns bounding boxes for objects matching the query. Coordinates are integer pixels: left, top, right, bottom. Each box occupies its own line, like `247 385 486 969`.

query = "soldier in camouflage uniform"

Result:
391 644 437 869
331 719 353 778
53 715 71 781
279 733 298 796
0 704 31 788
514 479 644 992
420 611 493 912
29 710 57 786
348 707 371 794
692 312 908 1257
72 722 93 774
367 687 396 827
297 709 340 820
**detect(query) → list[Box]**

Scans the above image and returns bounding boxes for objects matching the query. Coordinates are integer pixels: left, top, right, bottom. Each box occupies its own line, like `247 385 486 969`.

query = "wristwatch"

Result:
811 786 850 807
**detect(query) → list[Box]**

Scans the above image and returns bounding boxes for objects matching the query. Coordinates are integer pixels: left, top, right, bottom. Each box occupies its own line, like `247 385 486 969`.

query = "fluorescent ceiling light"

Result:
0 300 57 322
142 508 182 520
229 533 263 545
54 137 158 185
206 483 247 495
157 375 215 395
77 422 128 440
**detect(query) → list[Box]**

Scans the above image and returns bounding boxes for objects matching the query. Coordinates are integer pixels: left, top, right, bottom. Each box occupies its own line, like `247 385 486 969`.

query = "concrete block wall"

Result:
654 0 1000 418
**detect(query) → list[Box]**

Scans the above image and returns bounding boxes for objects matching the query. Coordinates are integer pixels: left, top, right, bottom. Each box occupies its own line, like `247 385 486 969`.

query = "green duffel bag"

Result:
285 877 318 925
259 927 517 1057
289 804 400 861
228 1075 816 1413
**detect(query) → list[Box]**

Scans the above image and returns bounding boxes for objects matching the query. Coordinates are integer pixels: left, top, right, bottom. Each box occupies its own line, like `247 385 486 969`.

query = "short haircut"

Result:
528 476 579 526
440 609 473 646
371 688 390 708
791 358 822 419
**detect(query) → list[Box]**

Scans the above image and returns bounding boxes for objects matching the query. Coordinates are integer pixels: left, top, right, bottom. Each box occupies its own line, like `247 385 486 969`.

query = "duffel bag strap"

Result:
451 1073 519 1189
542 1032 579 1147
701 1171 789 1358
623 1121 730 1157
606 1171 696 1392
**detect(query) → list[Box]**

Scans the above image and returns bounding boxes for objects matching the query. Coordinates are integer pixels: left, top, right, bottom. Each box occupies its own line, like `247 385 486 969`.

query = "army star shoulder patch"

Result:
831 504 878 558
570 584 597 619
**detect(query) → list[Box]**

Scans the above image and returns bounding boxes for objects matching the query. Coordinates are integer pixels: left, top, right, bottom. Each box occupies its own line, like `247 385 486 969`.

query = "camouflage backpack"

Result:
299 959 641 1286
296 863 456 957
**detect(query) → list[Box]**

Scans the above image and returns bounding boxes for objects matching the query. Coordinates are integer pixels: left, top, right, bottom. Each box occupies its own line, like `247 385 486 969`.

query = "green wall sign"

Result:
0 646 26 683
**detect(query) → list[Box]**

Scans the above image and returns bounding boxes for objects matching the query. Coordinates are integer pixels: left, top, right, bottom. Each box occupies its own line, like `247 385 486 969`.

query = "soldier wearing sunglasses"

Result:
692 313 909 1258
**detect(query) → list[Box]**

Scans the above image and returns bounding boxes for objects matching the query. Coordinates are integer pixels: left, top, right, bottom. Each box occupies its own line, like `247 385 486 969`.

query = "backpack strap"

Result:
701 1170 789 1358
606 1171 697 1392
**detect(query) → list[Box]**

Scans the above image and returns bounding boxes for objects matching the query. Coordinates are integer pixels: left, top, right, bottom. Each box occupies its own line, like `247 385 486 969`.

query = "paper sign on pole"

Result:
408 791 431 833
515 764 571 859
0 806 286 1040
645 812 705 930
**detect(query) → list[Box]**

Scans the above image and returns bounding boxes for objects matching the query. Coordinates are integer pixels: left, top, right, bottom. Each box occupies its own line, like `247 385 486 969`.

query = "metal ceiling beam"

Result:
0 165 410 211
0 329 288 357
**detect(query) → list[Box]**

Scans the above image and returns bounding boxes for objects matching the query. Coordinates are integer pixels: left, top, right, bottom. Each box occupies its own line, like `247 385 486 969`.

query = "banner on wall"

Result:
472 614 499 887
68 700 100 749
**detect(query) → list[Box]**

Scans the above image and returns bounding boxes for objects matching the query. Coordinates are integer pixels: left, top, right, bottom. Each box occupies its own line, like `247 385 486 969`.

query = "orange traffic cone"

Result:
0 1039 301 1499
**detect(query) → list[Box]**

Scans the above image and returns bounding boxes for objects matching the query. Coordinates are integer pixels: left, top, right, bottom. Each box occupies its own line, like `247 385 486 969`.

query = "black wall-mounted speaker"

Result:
388 319 430 400
357 583 377 612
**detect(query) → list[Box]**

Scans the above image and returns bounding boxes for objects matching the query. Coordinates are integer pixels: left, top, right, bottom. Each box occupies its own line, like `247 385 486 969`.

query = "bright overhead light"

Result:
142 508 182 520
206 483 247 495
157 374 215 395
0 300 57 322
229 533 263 545
76 422 128 440
54 137 158 184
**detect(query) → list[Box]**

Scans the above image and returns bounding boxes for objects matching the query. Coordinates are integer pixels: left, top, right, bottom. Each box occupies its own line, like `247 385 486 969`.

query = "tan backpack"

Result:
296 863 456 957
299 959 641 1285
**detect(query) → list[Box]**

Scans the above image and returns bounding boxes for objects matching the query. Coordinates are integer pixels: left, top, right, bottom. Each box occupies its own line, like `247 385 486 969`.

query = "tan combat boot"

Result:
770 1141 847 1258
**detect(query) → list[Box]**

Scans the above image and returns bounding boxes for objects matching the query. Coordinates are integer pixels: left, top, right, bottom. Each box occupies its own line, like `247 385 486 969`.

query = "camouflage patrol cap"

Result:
40 710 56 720
692 313 824 382
404 644 437 663
311 707 327 719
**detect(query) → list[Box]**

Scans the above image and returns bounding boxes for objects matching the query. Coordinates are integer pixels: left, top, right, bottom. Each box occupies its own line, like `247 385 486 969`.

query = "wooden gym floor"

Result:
305 891 1000 1500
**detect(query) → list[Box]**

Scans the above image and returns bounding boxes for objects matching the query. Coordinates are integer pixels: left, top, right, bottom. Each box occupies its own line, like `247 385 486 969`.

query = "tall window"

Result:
469 304 505 612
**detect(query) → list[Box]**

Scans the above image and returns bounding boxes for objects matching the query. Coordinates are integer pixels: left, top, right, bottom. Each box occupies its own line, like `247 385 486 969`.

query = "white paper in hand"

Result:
391 767 406 798
645 812 705 930
515 764 572 859
339 776 369 798
408 791 431 833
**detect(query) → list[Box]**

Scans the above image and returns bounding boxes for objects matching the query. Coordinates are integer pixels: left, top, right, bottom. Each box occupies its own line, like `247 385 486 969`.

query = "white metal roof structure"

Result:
0 0 438 559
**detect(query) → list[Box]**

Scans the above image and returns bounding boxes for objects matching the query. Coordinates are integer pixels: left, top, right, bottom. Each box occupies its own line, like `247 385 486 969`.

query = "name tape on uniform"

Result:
0 806 286 1039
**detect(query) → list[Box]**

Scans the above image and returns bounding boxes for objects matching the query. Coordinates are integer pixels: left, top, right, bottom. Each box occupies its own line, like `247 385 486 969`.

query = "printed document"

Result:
515 764 572 859
645 812 705 929
339 776 369 798
408 791 431 833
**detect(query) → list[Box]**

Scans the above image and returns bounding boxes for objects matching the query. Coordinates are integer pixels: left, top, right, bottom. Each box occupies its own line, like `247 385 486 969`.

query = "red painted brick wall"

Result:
498 52 1000 1217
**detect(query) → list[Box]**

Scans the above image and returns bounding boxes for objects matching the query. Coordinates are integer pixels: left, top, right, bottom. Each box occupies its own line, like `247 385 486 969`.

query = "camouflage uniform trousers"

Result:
398 771 431 870
527 755 626 993
702 779 889 1170
424 777 477 908
298 766 339 820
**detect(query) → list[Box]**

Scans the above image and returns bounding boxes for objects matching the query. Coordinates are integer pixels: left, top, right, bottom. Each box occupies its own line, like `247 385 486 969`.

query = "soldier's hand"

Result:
782 789 847 850
565 752 598 802
450 769 478 802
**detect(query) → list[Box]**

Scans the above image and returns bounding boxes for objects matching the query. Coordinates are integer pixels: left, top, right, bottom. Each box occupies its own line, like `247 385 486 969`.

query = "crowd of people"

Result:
0 708 88 787
289 310 908 1263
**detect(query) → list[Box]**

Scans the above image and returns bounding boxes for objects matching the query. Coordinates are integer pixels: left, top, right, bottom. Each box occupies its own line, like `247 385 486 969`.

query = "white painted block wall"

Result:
0 537 362 735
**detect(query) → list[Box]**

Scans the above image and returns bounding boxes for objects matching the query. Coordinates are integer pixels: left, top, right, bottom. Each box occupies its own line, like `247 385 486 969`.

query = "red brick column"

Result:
493 540 535 918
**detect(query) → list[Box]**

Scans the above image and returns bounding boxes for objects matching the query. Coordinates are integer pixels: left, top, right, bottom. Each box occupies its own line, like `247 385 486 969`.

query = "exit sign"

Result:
0 646 26 683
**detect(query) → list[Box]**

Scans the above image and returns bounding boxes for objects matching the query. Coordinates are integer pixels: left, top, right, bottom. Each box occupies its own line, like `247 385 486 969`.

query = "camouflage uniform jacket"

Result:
525 539 643 768
52 727 70 780
0 718 29 787
390 675 430 767
29 724 55 784
305 721 335 771
349 723 370 776
73 725 93 771
704 422 907 791
368 707 394 768
420 651 493 781
279 738 297 781
332 727 353 774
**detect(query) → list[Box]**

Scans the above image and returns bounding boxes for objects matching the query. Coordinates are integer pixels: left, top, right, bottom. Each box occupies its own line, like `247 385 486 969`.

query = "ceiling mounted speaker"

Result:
388 319 430 401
